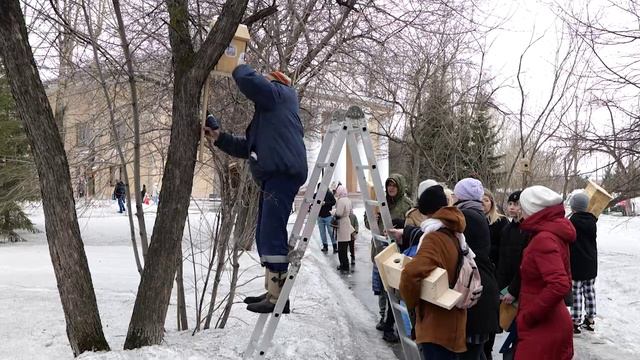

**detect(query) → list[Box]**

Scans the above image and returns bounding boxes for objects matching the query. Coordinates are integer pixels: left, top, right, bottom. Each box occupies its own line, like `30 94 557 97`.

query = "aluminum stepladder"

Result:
243 105 420 360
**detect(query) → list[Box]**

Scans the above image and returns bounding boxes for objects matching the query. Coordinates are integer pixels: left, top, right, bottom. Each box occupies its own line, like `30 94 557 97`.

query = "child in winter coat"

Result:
568 192 598 333
349 211 359 265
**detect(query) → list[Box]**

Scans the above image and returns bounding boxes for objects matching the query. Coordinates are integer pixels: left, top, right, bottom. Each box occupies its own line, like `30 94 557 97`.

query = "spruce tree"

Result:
461 95 505 190
0 65 38 241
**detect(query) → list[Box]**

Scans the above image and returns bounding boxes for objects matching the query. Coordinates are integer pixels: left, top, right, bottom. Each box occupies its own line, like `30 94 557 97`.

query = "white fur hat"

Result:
520 185 563 216
417 179 439 198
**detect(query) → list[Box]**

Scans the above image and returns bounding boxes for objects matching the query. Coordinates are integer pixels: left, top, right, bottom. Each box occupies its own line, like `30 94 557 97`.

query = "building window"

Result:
77 122 93 146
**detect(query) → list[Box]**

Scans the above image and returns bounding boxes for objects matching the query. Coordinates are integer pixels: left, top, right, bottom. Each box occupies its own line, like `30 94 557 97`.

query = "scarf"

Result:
418 218 475 259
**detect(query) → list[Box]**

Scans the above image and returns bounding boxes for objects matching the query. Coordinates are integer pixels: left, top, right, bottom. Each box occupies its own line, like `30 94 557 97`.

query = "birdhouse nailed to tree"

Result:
212 24 251 76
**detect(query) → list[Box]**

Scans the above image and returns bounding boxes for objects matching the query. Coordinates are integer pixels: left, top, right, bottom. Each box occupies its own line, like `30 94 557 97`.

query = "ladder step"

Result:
327 125 342 134
316 162 333 169
356 164 376 170
372 234 389 243
392 302 407 313
365 199 382 207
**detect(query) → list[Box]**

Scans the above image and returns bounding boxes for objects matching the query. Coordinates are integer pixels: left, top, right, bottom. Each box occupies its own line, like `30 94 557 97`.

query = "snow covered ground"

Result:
0 201 639 359
0 201 396 360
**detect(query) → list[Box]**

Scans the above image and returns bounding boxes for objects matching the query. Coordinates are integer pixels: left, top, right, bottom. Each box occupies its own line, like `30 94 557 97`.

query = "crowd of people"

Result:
307 169 599 359
347 173 600 360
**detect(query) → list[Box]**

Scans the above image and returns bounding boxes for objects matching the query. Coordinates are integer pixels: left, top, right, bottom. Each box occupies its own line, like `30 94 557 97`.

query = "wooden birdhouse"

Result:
517 158 530 173
584 180 613 217
375 243 462 310
212 24 251 76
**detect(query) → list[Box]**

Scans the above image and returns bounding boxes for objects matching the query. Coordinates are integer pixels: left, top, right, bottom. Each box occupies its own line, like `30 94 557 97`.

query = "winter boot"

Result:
582 318 595 332
247 270 290 314
333 244 338 254
375 318 386 331
243 292 267 304
573 324 581 334
321 244 328 253
382 330 400 343
350 257 356 265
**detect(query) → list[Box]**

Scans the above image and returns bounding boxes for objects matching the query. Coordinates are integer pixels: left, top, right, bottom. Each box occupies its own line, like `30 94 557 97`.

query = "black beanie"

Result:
418 185 448 215
508 190 522 203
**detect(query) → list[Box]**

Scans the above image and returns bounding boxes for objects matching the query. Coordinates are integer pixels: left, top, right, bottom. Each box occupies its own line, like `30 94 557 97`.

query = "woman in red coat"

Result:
516 186 575 360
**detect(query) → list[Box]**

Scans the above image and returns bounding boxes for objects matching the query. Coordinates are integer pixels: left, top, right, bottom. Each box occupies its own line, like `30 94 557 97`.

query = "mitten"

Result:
205 112 220 130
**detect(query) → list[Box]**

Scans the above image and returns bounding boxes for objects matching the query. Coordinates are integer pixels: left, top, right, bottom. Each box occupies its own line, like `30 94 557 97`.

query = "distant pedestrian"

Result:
333 185 353 273
314 183 337 253
113 180 126 213
349 210 358 265
141 184 147 201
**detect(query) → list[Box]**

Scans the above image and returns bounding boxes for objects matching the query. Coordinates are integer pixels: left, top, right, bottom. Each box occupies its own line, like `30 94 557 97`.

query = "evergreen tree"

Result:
461 95 505 190
0 65 38 241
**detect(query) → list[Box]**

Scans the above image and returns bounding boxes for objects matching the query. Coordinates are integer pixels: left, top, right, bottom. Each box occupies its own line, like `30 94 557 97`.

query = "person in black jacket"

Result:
483 189 509 268
496 190 530 359
454 178 499 360
568 192 598 333
113 180 126 213
314 183 337 253
496 190 530 301
204 65 307 314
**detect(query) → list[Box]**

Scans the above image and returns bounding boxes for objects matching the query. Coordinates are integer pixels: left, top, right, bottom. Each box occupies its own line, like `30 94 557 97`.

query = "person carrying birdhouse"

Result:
204 64 307 314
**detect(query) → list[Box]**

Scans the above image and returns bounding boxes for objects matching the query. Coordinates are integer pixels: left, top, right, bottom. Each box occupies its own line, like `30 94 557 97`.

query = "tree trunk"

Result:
0 1 110 356
123 0 248 349
112 0 149 256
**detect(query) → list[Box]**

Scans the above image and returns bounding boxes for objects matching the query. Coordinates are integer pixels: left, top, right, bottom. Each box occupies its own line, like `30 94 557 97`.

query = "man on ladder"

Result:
204 64 307 314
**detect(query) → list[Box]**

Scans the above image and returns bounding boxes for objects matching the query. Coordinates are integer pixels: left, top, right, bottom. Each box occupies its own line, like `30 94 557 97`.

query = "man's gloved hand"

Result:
204 110 220 143
205 111 219 130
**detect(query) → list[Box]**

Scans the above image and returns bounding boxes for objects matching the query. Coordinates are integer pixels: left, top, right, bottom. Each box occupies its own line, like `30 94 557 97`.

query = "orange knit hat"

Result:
268 71 291 86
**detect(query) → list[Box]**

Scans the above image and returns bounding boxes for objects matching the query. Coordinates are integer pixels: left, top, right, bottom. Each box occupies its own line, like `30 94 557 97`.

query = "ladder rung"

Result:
364 200 379 207
326 126 342 134
373 234 388 243
316 162 333 169
356 164 376 170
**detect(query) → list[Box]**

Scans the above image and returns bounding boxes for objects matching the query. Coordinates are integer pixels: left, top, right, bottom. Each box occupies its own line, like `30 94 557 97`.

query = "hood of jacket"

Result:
430 206 466 234
521 204 576 245
386 173 408 202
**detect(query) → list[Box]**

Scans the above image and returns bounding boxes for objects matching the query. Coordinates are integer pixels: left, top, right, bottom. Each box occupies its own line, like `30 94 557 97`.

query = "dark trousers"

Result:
349 237 355 259
382 294 396 332
484 333 496 360
117 196 126 212
255 174 301 272
338 242 350 271
459 342 487 360
421 343 459 360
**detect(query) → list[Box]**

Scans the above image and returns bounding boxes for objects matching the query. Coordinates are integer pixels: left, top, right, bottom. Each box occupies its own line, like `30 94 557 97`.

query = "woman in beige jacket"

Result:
334 185 354 273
